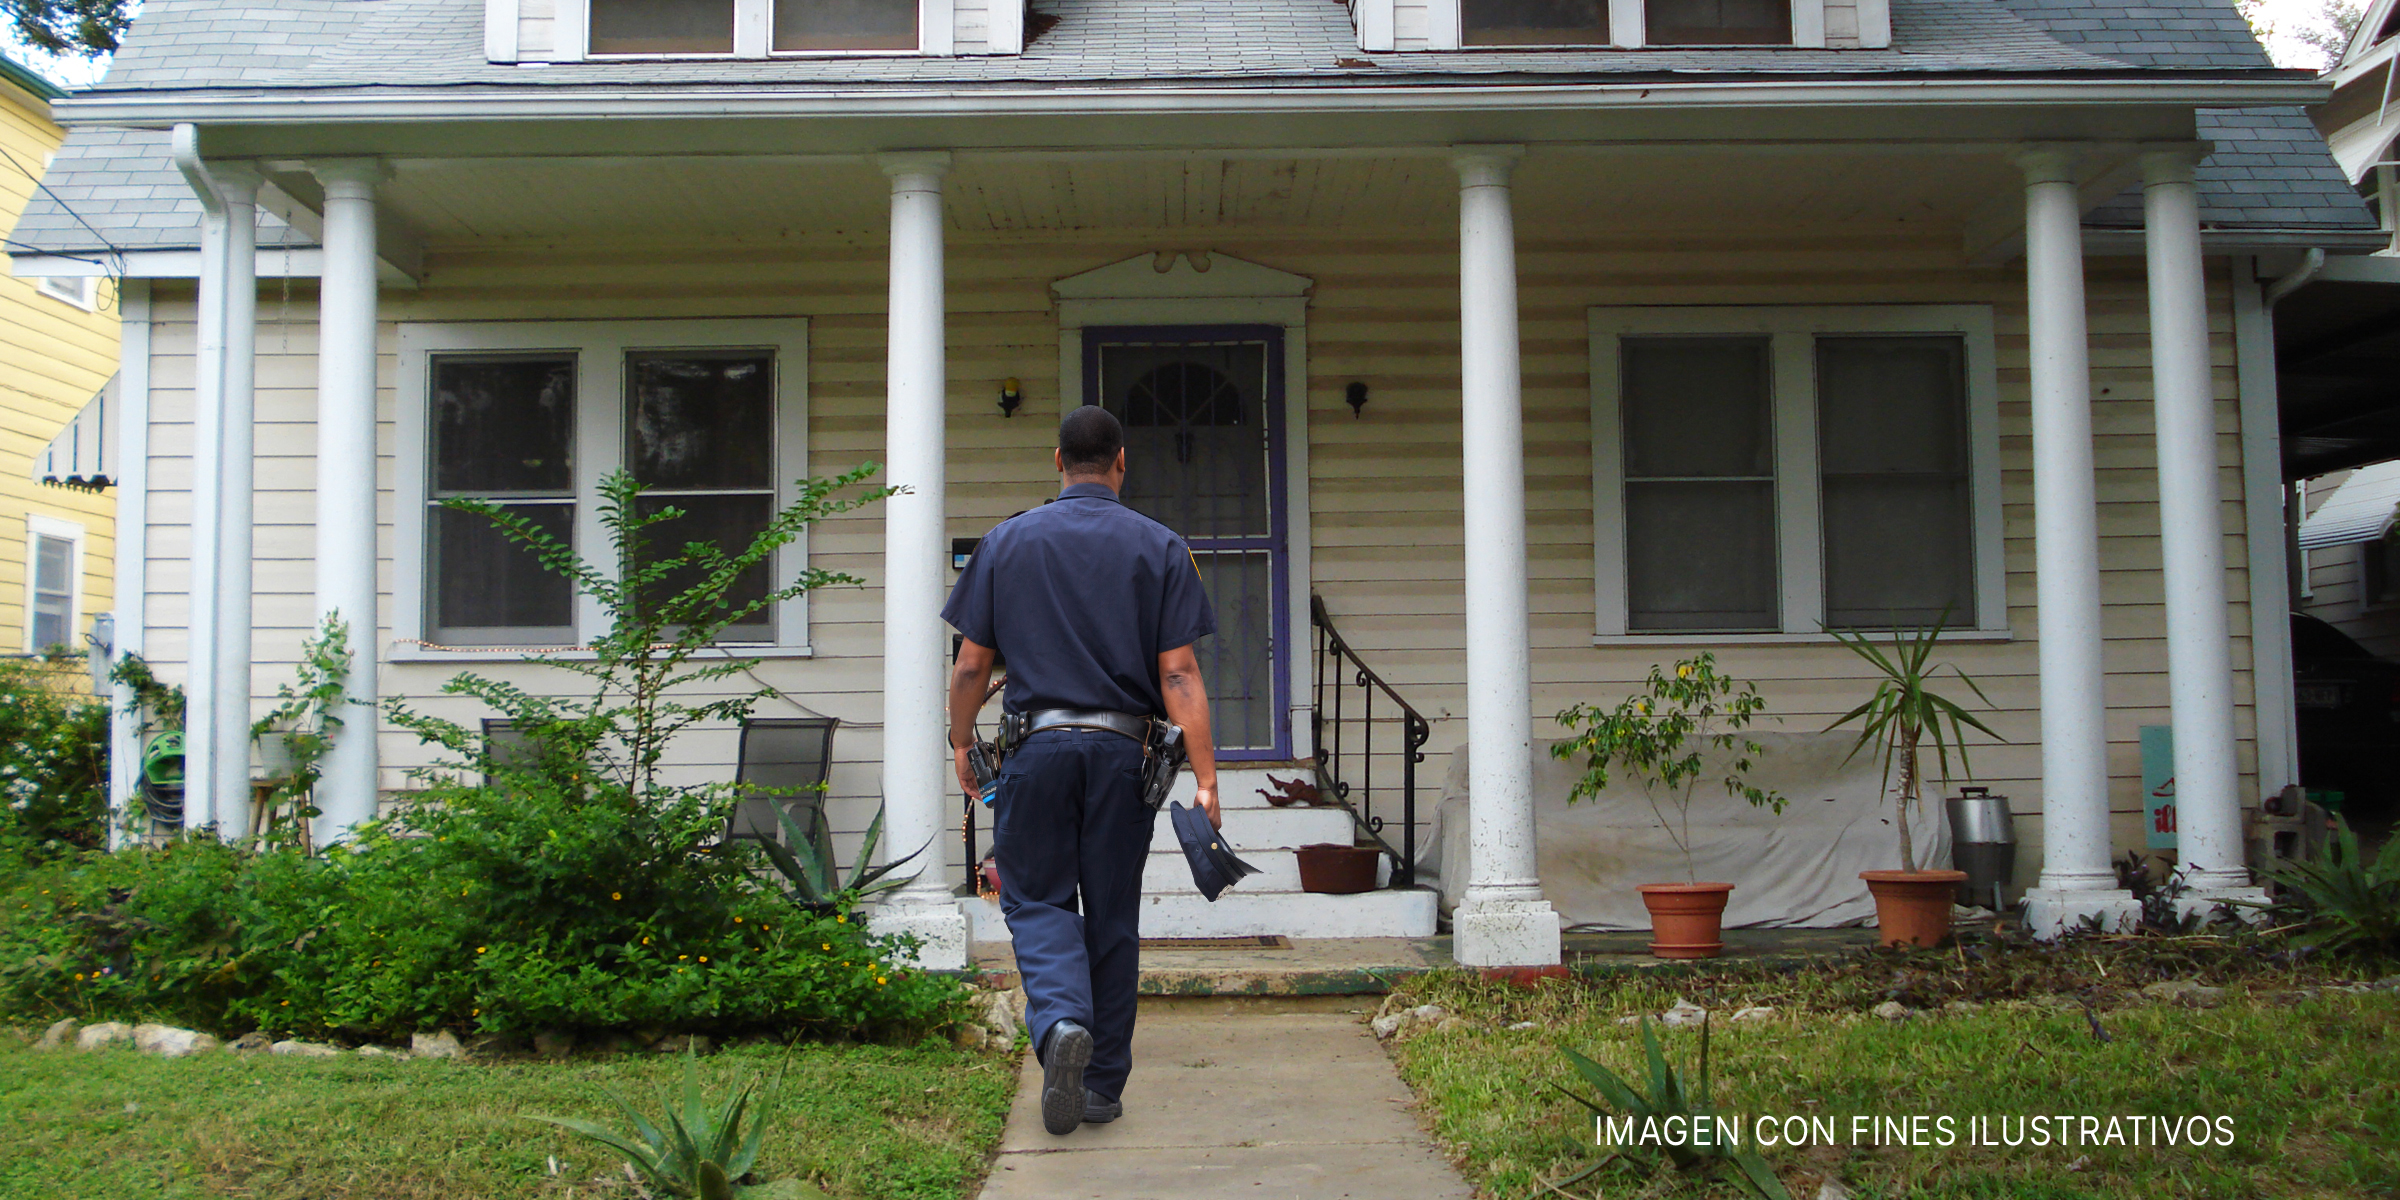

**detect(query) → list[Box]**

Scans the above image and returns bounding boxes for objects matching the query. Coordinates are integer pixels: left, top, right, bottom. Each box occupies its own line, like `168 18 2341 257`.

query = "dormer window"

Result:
775 0 918 51
1463 0 1609 46
590 0 733 55
1646 0 1791 45
523 0 986 60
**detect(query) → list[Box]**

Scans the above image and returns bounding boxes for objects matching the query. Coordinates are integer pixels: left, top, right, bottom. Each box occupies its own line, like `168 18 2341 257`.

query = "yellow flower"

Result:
642 936 652 945
72 973 84 982
1677 664 1692 679
476 946 488 954
877 976 887 986
280 1000 290 1007
473 1007 481 1016
678 954 689 961
835 914 846 924
821 943 831 951
698 956 709 963
732 916 742 924
611 892 623 901
760 924 770 931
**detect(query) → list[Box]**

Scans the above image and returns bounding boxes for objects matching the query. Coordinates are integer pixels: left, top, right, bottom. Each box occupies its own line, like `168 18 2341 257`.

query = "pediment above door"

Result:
1051 251 1314 304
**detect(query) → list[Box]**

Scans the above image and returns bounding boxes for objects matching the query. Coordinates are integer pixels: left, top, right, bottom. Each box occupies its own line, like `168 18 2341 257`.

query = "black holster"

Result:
1139 719 1187 811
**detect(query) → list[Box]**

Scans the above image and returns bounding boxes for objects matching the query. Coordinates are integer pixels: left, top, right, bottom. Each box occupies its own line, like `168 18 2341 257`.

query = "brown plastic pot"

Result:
1860 869 1970 947
1296 843 1380 894
1636 882 1736 959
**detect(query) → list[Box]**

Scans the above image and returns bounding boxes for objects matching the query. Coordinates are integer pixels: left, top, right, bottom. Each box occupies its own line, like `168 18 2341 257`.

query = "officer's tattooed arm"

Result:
1158 643 1220 828
948 638 1000 800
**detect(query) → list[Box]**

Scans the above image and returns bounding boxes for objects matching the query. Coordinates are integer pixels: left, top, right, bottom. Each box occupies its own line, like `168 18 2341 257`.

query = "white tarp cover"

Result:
1422 733 1951 930
2298 460 2400 550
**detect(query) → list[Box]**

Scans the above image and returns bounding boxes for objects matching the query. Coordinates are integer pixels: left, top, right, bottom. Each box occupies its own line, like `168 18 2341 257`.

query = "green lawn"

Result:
1391 971 2400 1199
0 1037 1018 1200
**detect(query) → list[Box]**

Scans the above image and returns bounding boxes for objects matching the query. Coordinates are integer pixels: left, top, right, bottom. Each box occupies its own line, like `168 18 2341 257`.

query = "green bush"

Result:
0 786 964 1040
0 657 109 860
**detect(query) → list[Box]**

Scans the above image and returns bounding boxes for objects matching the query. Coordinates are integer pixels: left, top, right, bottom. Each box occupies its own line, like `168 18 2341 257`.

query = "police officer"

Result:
943 404 1219 1136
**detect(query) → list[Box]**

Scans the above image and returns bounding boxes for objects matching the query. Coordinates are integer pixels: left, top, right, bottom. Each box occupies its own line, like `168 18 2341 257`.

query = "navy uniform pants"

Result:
993 728 1159 1103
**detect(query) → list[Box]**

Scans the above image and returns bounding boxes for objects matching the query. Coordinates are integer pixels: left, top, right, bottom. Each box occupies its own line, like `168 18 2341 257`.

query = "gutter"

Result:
52 75 2336 126
2264 247 2327 307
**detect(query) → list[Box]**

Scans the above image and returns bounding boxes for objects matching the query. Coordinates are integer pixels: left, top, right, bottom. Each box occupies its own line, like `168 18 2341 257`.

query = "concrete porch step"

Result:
971 935 1443 997
1147 804 1356 854
963 885 1438 942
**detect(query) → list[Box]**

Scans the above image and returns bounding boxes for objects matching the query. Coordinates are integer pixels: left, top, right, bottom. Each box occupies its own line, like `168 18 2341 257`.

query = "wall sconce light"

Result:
999 378 1023 418
1345 381 1369 418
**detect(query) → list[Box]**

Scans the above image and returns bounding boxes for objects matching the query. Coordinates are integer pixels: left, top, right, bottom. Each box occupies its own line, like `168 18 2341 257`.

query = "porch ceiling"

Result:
300 147 2032 247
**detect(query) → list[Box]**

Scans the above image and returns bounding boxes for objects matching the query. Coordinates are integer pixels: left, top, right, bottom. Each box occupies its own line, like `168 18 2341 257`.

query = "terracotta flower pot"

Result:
1636 882 1736 959
1860 869 1969 948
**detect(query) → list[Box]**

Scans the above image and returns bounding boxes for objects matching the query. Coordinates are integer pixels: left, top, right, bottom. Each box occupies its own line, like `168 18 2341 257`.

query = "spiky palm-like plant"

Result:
1824 619 2002 873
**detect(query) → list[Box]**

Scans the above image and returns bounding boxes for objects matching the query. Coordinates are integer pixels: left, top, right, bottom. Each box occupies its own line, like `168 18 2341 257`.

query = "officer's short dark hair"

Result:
1059 405 1124 473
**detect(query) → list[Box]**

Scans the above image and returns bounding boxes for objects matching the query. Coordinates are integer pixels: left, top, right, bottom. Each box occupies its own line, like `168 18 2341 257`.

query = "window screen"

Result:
1645 0 1791 43
628 351 777 639
1463 0 1609 45
589 0 735 53
429 355 577 643
1621 337 1778 631
1817 336 1974 629
773 0 918 51
30 534 72 650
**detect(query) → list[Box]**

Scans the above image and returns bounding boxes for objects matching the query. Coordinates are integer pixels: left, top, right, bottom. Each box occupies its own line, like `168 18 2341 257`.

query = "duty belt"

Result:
1020 708 1150 741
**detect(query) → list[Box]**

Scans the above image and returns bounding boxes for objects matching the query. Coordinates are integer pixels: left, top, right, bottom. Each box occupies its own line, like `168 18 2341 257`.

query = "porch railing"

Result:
1310 595 1429 888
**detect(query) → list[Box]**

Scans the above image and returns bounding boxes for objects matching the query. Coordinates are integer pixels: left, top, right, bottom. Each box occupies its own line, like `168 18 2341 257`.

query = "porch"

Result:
131 117 2280 971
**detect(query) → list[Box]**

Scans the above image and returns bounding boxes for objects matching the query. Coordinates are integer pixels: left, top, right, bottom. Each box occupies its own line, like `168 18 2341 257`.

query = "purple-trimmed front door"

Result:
1083 325 1291 761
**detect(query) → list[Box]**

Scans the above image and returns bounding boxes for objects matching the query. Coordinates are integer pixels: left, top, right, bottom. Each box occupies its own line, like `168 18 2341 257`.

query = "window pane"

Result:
634 494 775 636
433 356 575 495
31 534 71 649
1192 550 1276 752
629 352 774 490
433 503 576 637
773 0 918 51
1099 341 1271 539
1626 481 1778 630
1464 0 1609 44
1818 336 1975 628
590 0 735 53
1621 337 1772 478
1646 0 1791 43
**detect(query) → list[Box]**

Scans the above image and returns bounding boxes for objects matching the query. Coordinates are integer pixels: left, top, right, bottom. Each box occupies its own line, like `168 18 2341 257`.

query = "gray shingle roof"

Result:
5 0 2376 257
80 0 2214 93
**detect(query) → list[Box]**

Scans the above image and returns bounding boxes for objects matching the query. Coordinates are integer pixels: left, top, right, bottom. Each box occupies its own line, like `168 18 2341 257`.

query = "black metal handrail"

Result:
1310 594 1430 888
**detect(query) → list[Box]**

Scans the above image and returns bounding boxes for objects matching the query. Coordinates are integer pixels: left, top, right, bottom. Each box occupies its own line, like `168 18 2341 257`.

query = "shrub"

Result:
0 656 110 860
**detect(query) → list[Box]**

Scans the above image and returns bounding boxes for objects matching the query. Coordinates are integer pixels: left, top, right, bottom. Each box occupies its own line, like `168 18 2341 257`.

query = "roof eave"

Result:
51 73 2336 126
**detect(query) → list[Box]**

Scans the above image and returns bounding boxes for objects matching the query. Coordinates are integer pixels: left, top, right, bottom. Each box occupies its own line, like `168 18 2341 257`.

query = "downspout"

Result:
170 124 230 836
2265 247 2326 308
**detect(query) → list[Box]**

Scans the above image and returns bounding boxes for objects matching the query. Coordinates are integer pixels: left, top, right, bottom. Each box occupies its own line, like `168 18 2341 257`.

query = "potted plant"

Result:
1825 619 2002 948
1553 654 1784 959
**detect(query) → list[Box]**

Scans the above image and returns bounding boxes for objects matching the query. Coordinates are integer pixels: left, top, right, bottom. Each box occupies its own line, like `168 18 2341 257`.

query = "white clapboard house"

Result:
7 0 2383 971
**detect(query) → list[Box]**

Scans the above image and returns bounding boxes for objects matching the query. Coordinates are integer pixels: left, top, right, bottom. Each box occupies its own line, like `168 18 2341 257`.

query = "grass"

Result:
1389 948 2400 1199
0 1036 1019 1200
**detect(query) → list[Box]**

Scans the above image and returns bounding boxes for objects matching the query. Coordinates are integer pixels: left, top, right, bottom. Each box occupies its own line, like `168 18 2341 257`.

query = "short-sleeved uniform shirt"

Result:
942 482 1216 718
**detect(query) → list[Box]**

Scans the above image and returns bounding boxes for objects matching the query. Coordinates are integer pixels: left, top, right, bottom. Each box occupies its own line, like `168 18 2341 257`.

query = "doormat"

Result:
1141 935 1294 950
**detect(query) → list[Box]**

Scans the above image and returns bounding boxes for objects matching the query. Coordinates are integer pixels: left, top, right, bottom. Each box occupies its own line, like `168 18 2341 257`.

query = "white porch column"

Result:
310 160 385 843
873 152 969 971
174 133 262 837
1450 146 1561 970
2140 149 2269 907
2018 150 2141 935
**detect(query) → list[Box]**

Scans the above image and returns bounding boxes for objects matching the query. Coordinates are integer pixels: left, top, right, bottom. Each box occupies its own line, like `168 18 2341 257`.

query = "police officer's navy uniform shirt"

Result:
942 481 1216 719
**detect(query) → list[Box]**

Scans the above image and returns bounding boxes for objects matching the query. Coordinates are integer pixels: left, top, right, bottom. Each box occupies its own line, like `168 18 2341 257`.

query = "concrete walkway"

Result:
974 1003 1475 1200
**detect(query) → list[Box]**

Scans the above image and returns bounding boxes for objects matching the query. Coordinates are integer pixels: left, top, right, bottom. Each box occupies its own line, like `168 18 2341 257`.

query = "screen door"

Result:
1085 326 1290 759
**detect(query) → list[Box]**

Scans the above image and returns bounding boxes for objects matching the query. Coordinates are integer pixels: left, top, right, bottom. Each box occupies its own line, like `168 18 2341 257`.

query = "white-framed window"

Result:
1589 305 2006 642
24 515 83 653
557 0 953 58
1373 0 1866 50
394 319 812 656
34 275 98 311
2362 527 2400 612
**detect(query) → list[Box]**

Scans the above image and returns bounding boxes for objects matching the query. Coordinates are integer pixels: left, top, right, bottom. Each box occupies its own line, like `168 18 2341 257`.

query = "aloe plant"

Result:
1553 1014 1791 1199
755 800 926 914
1824 618 2001 873
528 1053 800 1200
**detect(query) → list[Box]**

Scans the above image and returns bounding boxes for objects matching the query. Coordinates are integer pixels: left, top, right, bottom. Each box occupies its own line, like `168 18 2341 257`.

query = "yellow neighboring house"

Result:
0 53 114 659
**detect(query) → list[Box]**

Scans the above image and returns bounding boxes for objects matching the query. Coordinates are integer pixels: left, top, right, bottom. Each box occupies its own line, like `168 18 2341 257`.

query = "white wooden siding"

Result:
132 238 2263 884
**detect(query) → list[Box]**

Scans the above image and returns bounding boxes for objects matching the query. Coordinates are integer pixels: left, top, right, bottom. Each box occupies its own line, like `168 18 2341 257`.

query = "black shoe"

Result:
1083 1089 1122 1123
1039 1021 1092 1135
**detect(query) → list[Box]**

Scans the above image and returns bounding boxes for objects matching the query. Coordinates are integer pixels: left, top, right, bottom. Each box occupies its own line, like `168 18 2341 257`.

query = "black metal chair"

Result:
726 717 839 858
